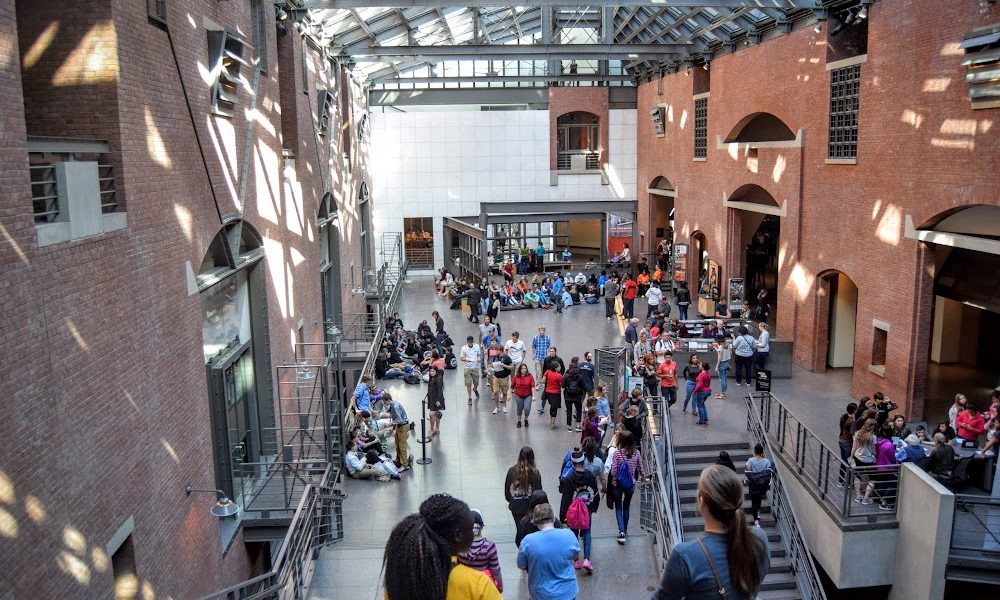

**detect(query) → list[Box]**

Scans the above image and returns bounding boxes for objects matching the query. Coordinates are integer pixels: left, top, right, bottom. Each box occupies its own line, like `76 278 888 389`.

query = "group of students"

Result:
383 462 773 600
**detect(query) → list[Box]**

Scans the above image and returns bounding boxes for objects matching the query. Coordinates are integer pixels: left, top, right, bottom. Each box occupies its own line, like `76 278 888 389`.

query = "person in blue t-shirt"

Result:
517 503 579 600
650 465 769 600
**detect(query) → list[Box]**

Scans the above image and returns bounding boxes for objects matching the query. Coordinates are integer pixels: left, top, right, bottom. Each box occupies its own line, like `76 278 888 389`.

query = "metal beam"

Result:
481 200 638 215
305 1 814 8
375 73 632 84
346 43 690 61
370 86 549 106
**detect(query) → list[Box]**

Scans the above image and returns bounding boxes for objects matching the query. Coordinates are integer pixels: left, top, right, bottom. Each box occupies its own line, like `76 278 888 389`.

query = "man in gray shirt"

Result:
604 276 619 321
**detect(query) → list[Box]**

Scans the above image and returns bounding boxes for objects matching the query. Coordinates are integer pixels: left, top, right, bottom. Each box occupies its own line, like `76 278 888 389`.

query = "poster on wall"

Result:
673 243 688 283
728 277 745 311
707 259 721 300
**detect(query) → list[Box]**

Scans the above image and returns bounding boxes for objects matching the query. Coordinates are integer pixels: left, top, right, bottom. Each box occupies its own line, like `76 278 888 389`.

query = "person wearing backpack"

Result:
559 447 600 574
562 361 584 432
609 430 645 544
731 326 757 387
744 444 774 527
675 282 691 321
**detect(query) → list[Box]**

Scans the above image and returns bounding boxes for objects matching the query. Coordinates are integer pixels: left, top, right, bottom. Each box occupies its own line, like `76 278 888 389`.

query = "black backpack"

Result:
403 374 421 385
746 468 773 495
565 373 581 395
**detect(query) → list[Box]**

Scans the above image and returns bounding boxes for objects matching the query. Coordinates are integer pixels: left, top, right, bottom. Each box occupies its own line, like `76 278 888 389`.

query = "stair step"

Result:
683 524 782 544
674 449 751 465
674 462 749 478
674 441 750 453
681 505 771 518
757 589 802 600
760 572 798 592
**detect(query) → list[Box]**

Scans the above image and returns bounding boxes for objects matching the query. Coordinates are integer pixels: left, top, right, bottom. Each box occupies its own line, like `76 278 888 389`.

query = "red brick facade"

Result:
635 0 1000 420
0 0 372 597
548 86 610 170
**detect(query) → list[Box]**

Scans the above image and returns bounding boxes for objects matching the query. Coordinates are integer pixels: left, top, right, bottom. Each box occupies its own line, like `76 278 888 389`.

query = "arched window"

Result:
318 192 342 327
556 111 600 170
723 112 796 143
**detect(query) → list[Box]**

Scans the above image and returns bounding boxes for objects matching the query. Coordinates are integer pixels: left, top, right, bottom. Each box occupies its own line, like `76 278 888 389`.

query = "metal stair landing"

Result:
674 441 803 600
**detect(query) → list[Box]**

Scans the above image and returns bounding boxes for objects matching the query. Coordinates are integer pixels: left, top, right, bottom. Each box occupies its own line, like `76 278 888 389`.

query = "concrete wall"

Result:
888 464 955 600
370 105 637 268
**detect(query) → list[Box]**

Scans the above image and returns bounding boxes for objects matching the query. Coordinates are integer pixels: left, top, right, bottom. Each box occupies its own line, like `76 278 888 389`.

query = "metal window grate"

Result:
828 64 861 159
30 164 59 223
317 89 335 136
694 97 708 158
147 0 166 24
208 30 248 118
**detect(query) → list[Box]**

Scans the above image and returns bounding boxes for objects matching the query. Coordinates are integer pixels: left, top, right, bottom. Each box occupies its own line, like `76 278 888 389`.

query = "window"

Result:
870 322 888 377
111 535 138 600
147 0 166 25
556 111 600 171
961 25 1000 110
208 30 248 118
694 97 708 159
317 89 335 136
404 217 434 268
828 64 861 160
358 113 368 142
359 183 371 271
249 0 267 72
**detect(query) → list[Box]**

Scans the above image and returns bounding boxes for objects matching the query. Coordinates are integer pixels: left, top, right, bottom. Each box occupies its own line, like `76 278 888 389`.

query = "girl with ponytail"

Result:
384 494 501 600
650 465 769 599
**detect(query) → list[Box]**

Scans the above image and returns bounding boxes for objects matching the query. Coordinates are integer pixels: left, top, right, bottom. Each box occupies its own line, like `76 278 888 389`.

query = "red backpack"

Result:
566 495 591 530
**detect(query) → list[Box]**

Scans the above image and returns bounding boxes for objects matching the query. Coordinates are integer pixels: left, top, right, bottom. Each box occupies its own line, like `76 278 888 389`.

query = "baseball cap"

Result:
471 508 485 527
571 447 585 463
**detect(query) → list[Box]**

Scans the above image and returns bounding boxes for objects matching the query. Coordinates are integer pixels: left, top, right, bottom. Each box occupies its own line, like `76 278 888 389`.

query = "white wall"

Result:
370 107 637 268
888 464 954 600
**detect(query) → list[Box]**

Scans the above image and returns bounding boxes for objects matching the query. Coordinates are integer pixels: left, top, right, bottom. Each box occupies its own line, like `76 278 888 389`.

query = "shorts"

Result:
491 376 510 394
463 369 480 387
545 392 562 416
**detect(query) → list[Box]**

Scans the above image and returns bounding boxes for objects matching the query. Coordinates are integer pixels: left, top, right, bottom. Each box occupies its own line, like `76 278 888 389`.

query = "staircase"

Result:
674 441 801 600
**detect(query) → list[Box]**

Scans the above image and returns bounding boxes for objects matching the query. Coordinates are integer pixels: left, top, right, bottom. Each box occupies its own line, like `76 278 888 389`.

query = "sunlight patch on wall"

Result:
290 247 306 267
57 551 91 584
255 142 280 225
66 318 89 350
900 110 924 129
789 263 815 301
63 526 86 553
922 78 950 93
22 21 59 70
940 119 977 135
605 164 626 199
980 120 993 134
160 438 180 464
25 495 47 524
263 237 289 318
0 470 13 504
939 42 963 56
53 21 118 87
173 204 193 242
144 107 172 168
205 116 240 208
0 508 16 538
876 204 902 246
930 138 975 150
679 109 688 130
0 222 29 265
871 199 882 221
771 154 786 183
90 547 109 573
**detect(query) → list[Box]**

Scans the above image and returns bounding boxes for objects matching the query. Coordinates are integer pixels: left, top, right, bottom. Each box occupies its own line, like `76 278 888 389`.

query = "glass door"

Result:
209 341 259 502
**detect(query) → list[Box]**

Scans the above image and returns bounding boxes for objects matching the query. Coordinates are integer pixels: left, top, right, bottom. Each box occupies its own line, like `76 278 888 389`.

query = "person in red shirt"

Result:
542 364 564 430
693 362 712 426
622 275 638 319
510 365 536 429
657 352 678 408
956 405 986 442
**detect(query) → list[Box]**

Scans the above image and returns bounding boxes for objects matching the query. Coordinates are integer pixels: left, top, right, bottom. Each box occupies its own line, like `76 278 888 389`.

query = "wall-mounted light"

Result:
650 106 666 135
186 486 241 518
855 5 868 21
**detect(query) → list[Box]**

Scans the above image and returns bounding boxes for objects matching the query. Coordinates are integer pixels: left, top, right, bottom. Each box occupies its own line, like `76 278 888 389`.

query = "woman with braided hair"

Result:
650 465 770 600
384 494 502 600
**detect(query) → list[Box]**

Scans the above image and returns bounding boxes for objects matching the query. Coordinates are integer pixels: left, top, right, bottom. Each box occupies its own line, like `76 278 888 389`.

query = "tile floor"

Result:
308 274 853 599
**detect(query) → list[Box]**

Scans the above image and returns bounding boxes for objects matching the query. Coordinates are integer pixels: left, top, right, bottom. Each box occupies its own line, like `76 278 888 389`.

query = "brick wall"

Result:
635 0 1000 420
0 0 371 597
548 86 610 170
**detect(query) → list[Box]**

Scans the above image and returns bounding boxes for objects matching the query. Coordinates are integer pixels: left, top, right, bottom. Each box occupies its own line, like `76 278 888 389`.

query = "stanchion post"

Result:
417 397 432 465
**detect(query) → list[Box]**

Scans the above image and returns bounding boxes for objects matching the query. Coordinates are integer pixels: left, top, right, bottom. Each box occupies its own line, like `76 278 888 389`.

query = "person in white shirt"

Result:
754 322 771 378
504 331 526 370
645 282 664 321
460 336 483 405
653 331 674 365
574 272 587 286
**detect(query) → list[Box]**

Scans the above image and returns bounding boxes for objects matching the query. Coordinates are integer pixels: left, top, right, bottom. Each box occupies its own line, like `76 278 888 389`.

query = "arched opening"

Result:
691 230 708 296
727 184 781 324
647 176 676 277
917 205 1000 422
198 219 274 505
556 111 600 170
817 271 859 370
723 112 796 143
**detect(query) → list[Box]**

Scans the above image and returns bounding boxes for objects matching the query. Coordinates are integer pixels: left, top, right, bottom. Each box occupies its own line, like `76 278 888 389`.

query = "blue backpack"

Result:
558 451 575 490
615 457 636 492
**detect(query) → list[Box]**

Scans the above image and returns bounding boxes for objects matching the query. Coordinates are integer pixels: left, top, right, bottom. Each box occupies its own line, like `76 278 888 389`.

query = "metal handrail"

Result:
752 392 900 521
746 393 828 600
950 495 1000 553
198 465 345 600
638 395 683 569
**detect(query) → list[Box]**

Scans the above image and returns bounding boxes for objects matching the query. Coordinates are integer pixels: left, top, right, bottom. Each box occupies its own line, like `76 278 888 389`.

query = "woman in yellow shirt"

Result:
384 494 502 600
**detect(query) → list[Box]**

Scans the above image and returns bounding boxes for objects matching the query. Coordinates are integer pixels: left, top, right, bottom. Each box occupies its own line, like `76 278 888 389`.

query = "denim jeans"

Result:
678 304 689 320
660 385 677 407
695 391 710 424
614 486 635 534
734 354 754 384
573 527 593 559
717 362 729 394
683 380 697 411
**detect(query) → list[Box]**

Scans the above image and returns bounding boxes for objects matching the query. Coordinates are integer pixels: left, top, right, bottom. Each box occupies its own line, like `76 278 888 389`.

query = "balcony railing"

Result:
30 164 59 223
638 395 683 571
405 246 433 269
751 391 900 522
556 151 600 171
948 494 1000 580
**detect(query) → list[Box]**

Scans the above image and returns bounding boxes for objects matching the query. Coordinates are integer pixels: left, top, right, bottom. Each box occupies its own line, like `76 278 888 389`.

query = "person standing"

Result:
744 444 774 527
511 364 536 428
622 275 638 319
517 503 579 600
714 339 732 400
457 510 503 594
543 363 564 430
427 366 445 438
559 447 600 574
693 361 712 426
681 354 701 414
609 430 645 544
562 362 585 432
504 330 526 373
754 322 770 377
604 275 619 320
384 393 411 471
539 347 566 415
384 494 501 600
731 326 757 387
676 281 691 321
467 284 482 324
461 336 483 406
838 402 858 487
531 326 552 389
956 404 986 443
535 240 546 273
646 281 665 321
653 330 674 365
432 310 445 336
649 466 770 600
505 446 544 527
657 351 678 409
489 342 513 414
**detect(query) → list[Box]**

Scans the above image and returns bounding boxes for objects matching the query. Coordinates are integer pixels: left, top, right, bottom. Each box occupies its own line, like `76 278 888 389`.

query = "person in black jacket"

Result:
432 311 445 335
427 366 445 438
675 282 691 321
467 285 482 323
562 361 585 432
558 447 600 573
515 490 561 547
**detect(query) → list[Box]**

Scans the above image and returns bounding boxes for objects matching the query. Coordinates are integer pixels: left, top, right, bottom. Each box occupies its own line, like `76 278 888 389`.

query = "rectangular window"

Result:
112 535 138 600
208 30 248 118
694 97 708 159
870 325 887 376
828 64 861 160
250 0 267 72
147 0 166 25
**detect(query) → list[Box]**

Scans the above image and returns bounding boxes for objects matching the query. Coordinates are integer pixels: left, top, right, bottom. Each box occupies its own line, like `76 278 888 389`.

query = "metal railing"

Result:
950 495 1000 554
30 164 59 222
405 246 434 268
638 395 683 571
752 392 900 521
556 151 601 171
746 393 829 600
198 472 345 600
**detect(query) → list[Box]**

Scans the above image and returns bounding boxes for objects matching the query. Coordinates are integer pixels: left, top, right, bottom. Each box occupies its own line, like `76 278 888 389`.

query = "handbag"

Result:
696 538 728 600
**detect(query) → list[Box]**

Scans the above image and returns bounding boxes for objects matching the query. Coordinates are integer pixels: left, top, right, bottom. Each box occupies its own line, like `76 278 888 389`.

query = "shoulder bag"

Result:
696 538 728 600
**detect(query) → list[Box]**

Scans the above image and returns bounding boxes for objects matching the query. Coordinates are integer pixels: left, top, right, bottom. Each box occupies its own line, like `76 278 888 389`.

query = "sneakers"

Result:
398 465 411 473
468 398 473 406
503 407 509 414
516 421 522 428
878 503 894 512
861 499 873 506
537 408 544 414
573 559 581 570
582 559 593 574
492 407 499 414
575 426 582 432
567 426 574 432
616 532 626 544
474 389 480 399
